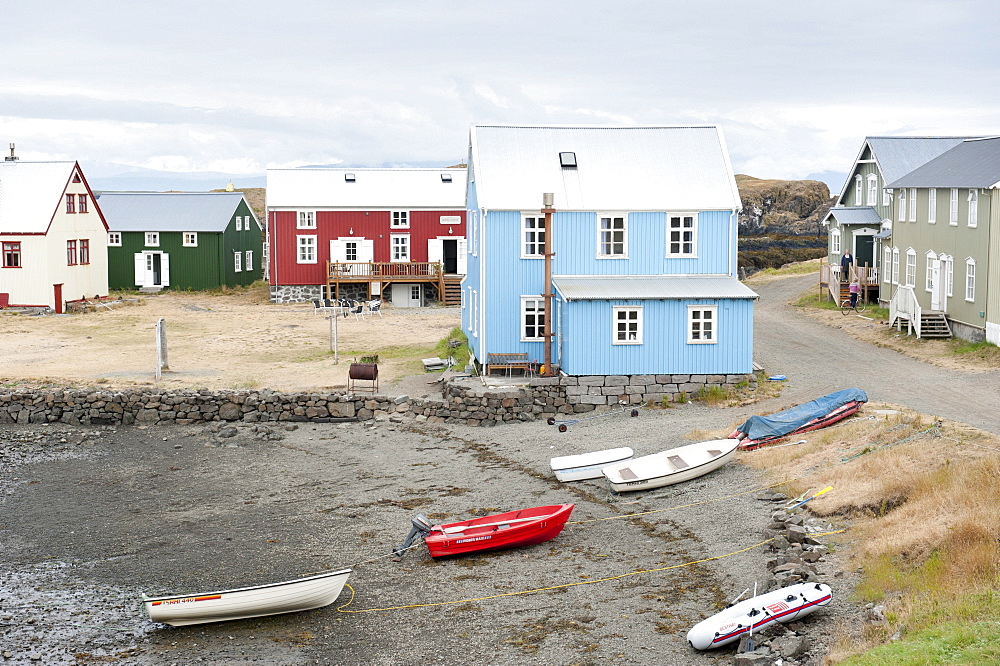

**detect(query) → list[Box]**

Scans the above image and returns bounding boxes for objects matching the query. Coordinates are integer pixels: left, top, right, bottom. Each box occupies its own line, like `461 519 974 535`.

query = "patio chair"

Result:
347 300 366 321
366 299 383 317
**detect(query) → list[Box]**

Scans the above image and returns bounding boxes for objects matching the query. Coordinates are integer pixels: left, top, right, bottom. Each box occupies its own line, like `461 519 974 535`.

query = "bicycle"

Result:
840 295 867 315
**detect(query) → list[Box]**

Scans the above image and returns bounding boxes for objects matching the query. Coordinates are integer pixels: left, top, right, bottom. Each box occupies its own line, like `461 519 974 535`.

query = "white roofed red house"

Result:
265 167 466 307
0 154 109 312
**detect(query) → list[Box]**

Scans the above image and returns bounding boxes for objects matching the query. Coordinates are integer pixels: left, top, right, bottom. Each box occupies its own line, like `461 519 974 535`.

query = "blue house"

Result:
462 124 758 378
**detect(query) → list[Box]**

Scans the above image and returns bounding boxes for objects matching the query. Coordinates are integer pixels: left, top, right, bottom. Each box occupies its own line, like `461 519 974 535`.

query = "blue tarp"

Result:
737 388 868 442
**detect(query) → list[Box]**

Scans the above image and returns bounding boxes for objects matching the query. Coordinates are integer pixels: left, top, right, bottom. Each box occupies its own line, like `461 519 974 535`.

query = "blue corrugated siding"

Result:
463 177 483 362
559 297 753 375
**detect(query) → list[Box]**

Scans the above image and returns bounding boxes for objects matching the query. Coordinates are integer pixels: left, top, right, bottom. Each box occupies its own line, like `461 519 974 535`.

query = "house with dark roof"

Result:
98 192 262 291
0 158 109 312
883 136 1000 343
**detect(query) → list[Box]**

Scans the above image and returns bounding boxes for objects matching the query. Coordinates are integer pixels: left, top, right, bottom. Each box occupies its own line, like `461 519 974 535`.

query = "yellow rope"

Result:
335 530 844 614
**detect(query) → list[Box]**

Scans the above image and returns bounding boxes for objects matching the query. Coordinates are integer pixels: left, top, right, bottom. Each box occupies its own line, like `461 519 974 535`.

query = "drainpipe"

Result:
541 193 555 376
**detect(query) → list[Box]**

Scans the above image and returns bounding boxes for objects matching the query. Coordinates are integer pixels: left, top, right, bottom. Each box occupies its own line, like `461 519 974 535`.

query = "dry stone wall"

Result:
0 373 754 427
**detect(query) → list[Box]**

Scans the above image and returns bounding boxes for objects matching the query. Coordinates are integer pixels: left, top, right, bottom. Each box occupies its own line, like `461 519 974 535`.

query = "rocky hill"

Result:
735 175 834 236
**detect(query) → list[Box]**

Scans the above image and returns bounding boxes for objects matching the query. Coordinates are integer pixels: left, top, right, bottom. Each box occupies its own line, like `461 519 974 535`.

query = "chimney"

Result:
5 143 17 161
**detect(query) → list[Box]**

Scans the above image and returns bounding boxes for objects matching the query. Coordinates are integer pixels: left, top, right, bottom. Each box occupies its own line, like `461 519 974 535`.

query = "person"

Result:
849 280 860 309
840 250 854 279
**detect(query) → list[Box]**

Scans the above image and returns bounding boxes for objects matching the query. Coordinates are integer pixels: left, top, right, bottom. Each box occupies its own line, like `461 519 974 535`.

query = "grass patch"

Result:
749 259 825 278
949 339 1000 365
838 617 1000 665
432 327 470 368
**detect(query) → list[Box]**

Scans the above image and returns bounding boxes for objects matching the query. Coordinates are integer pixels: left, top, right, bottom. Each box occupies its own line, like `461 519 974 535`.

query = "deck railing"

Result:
325 261 443 280
889 285 921 337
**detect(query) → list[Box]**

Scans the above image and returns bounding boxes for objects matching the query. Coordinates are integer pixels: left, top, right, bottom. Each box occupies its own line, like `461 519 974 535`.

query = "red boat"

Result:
731 388 868 451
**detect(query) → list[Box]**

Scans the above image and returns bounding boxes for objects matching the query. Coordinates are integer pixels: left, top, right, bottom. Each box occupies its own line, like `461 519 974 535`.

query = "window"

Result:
391 234 410 261
891 247 900 285
410 285 420 301
522 215 546 257
882 184 891 206
67 240 78 265
345 241 358 261
908 188 917 221
521 297 546 341
968 189 978 227
79 239 89 265
612 306 642 344
108 232 122 246
297 235 317 263
883 246 892 282
945 255 954 297
949 188 959 225
926 252 936 292
905 248 916 287
598 214 626 257
145 232 159 247
235 216 243 231
831 228 841 254
897 189 906 222
667 214 696 256
245 250 253 271
78 194 88 213
688 306 718 344
182 232 198 247
867 175 878 206
928 188 936 223
297 211 316 229
391 211 409 228
2 241 21 268
65 194 75 213
855 175 862 204
234 252 242 272
966 258 976 302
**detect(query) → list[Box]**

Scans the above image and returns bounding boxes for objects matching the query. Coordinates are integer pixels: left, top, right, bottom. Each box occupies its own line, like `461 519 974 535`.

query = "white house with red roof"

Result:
0 156 109 312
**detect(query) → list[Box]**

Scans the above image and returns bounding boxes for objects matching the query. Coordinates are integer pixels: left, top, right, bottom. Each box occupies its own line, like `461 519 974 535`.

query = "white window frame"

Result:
905 248 916 287
949 189 959 225
968 189 978 227
688 305 718 344
925 251 936 292
667 214 697 257
345 240 358 262
235 216 243 231
908 188 917 221
866 174 878 206
145 232 159 247
966 258 976 302
944 255 954 297
471 210 478 257
520 296 546 341
897 189 906 222
883 246 892 282
296 235 317 264
182 232 198 247
391 211 410 229
831 228 841 254
891 247 900 285
598 213 627 258
297 211 316 229
108 232 122 247
234 252 242 272
390 234 410 262
855 175 863 205
522 214 546 258
612 306 643 345
928 188 936 224
245 250 253 272
882 183 891 206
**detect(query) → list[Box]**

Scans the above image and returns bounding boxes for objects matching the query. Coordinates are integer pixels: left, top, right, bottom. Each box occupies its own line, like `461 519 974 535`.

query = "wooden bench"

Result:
487 352 531 376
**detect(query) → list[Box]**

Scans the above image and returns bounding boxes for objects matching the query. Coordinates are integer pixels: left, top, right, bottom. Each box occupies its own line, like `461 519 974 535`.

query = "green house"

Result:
98 192 263 291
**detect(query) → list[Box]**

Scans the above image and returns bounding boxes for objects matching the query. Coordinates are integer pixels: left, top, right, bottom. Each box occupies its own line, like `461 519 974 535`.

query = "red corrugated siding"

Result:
269 209 466 286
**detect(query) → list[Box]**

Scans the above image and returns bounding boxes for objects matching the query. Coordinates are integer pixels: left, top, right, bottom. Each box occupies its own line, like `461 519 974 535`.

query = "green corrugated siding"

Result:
220 200 264 287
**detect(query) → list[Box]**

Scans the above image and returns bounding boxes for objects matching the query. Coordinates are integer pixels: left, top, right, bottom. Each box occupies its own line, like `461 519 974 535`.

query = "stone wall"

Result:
0 373 755 428
270 284 379 304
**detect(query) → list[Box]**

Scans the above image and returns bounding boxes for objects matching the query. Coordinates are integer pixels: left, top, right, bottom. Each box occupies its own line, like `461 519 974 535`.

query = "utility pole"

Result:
541 193 555 376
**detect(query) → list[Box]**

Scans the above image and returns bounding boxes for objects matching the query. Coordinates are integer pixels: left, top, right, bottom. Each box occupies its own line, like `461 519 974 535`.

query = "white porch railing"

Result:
889 285 922 338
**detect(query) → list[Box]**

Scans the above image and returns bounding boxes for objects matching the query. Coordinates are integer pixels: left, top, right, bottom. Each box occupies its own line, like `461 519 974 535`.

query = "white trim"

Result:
612 305 643 344
245 250 253 272
520 295 546 341
521 213 546 258
108 232 122 247
949 188 959 225
296 235 317 264
182 231 198 247
391 211 410 229
908 188 917 221
831 228 841 254
928 188 936 224
666 213 697 257
687 305 718 344
904 248 916 287
145 231 160 247
968 189 978 227
891 247 900 285
854 175 863 205
925 250 936 292
897 189 906 222
965 257 976 302
866 174 878 206
597 213 627 258
234 252 242 272
297 211 316 229
390 233 410 262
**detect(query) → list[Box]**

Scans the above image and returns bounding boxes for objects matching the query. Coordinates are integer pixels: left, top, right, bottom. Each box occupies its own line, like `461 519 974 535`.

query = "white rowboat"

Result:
549 446 635 482
143 568 352 626
601 439 738 492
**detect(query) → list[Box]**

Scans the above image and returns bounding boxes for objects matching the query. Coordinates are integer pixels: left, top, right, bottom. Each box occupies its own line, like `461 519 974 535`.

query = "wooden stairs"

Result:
918 312 952 338
442 276 463 306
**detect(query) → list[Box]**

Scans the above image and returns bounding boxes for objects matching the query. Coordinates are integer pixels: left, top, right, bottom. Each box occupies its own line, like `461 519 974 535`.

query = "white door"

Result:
134 252 168 287
457 238 467 275
930 258 942 311
330 238 373 276
391 283 422 308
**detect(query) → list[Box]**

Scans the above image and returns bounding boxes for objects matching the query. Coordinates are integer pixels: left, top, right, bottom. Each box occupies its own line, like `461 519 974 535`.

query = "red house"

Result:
266 167 467 307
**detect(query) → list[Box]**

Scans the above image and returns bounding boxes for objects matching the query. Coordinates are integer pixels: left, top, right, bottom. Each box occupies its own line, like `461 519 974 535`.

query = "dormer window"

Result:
559 152 577 168
441 173 453 183
345 173 356 182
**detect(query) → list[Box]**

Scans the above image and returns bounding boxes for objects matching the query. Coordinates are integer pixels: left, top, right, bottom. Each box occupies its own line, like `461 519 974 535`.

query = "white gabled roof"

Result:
266 167 467 209
0 161 77 234
469 125 741 212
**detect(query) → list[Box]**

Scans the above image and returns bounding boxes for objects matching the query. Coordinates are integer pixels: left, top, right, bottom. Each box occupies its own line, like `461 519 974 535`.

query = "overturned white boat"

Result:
549 446 634 482
687 582 832 649
601 439 739 492
143 568 352 627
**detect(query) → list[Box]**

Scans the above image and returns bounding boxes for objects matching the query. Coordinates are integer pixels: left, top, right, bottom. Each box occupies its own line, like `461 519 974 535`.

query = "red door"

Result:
53 283 63 314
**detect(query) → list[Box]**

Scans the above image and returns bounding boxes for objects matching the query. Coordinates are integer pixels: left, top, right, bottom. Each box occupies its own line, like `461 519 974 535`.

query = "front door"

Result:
391 283 422 308
148 252 162 286
53 283 63 314
443 239 458 274
855 233 875 273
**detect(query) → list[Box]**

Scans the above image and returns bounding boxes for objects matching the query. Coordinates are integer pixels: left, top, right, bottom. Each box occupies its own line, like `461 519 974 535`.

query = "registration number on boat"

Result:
456 535 492 544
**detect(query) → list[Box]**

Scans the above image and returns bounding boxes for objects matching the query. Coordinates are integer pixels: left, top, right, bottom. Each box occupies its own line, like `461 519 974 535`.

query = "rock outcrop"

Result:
736 175 834 236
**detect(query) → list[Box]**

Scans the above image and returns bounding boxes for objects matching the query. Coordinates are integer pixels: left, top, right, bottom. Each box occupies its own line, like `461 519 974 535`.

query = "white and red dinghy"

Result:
687 582 832 649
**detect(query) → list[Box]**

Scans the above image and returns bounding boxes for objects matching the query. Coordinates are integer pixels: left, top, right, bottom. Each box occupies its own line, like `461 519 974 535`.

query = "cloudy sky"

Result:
4 0 999 192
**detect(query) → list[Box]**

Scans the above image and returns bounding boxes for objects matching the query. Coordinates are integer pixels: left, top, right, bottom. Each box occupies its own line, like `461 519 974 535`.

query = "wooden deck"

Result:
325 261 462 305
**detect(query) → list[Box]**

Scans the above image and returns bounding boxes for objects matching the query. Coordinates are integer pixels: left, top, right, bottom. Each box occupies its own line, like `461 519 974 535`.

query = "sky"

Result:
4 0 1000 193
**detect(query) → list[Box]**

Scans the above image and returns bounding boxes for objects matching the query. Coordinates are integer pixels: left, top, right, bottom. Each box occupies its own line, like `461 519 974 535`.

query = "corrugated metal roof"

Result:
469 125 741 212
266 167 467 209
97 192 254 232
866 136 979 188
888 137 1000 188
0 161 75 233
553 275 758 301
825 206 882 225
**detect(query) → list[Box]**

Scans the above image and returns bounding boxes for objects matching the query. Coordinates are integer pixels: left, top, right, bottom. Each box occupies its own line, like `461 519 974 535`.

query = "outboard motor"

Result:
392 514 433 558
